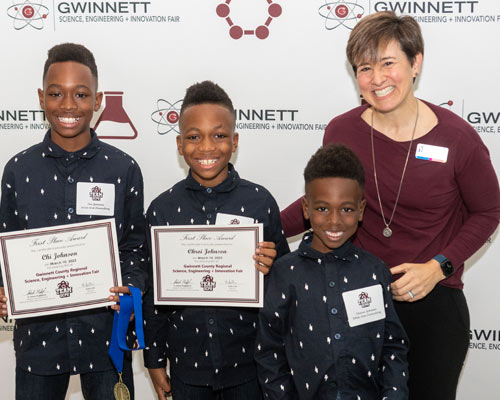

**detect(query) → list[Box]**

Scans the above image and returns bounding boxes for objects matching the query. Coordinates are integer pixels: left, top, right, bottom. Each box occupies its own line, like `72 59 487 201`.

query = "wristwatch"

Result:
433 254 454 278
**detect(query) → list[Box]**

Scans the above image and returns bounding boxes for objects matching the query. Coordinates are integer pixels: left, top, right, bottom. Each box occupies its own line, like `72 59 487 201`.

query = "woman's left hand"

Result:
390 259 445 302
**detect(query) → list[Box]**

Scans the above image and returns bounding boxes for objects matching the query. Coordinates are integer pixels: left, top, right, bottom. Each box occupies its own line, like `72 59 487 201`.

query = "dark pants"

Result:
395 284 470 400
15 358 134 400
171 373 263 400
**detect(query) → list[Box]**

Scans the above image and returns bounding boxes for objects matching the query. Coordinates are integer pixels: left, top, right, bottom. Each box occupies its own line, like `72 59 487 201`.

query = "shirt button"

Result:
328 281 335 288
207 213 212 219
69 154 75 159
208 318 215 325
68 208 74 214
206 188 212 194
334 333 341 340
330 308 338 315
67 177 74 184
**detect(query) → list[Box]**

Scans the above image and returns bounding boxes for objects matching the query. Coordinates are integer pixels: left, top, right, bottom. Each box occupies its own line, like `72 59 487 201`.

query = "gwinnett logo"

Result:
7 0 49 30
318 0 365 30
151 99 182 135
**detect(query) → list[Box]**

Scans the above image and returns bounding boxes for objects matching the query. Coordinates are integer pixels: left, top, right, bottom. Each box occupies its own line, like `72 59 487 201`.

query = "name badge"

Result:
342 284 386 327
415 143 449 163
215 212 254 225
76 182 115 216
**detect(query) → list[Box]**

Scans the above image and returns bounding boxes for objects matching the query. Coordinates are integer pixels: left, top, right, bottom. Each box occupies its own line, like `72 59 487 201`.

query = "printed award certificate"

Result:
151 224 263 307
0 219 122 319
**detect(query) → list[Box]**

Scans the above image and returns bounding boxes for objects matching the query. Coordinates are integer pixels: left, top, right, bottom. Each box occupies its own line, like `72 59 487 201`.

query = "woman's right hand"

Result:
148 367 172 399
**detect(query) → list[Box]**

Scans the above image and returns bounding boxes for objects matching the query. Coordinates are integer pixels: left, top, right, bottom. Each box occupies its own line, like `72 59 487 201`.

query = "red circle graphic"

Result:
167 111 179 124
335 5 348 18
22 5 35 19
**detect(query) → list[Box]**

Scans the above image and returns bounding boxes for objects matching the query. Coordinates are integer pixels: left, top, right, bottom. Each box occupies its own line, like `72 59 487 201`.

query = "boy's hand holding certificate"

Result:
0 219 122 319
151 224 263 307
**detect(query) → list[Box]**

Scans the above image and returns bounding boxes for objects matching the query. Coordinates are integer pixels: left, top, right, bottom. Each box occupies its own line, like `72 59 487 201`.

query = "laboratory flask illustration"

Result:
94 91 138 139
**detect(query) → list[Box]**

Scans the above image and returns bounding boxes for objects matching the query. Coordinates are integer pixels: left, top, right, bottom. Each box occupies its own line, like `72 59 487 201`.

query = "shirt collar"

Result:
42 129 101 159
184 163 240 193
299 232 356 262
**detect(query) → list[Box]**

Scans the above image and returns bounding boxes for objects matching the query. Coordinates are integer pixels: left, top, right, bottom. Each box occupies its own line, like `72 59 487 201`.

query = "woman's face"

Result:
355 40 422 115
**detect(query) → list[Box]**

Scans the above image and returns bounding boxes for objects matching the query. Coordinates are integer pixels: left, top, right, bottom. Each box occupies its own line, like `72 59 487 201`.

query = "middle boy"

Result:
143 81 289 399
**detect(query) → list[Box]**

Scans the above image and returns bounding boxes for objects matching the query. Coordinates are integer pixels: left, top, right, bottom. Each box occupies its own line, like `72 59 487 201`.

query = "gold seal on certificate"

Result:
0 219 122 319
151 224 263 307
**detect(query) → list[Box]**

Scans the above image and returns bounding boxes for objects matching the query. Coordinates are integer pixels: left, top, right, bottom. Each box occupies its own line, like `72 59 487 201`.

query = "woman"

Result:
281 11 500 400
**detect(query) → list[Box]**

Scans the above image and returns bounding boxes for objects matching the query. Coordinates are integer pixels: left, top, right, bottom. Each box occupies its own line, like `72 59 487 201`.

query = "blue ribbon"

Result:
108 286 145 373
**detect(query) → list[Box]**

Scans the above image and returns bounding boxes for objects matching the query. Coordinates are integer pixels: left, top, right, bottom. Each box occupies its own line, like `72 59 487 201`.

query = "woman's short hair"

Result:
346 11 424 74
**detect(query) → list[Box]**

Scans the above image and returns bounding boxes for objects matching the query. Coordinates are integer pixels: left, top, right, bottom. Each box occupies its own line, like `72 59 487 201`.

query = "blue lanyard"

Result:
108 286 145 373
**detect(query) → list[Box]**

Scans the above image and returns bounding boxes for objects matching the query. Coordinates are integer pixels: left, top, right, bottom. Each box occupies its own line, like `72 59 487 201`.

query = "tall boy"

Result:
255 144 408 400
143 81 289 399
0 43 146 399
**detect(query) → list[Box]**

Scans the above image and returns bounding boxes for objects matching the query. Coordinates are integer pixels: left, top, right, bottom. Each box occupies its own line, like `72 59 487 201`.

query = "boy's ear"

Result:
232 132 239 152
358 198 367 222
301 196 310 221
38 88 45 110
94 91 103 112
176 135 183 156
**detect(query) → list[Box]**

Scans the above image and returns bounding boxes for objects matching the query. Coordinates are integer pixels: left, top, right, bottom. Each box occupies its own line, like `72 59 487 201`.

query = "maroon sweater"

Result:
281 101 500 289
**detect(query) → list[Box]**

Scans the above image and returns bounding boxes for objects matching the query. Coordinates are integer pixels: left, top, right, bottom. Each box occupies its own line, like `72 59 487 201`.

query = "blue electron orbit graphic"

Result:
318 0 364 31
7 1 49 30
151 99 183 135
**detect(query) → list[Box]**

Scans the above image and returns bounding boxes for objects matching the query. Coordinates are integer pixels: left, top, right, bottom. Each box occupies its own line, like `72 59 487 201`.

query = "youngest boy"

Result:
255 144 408 400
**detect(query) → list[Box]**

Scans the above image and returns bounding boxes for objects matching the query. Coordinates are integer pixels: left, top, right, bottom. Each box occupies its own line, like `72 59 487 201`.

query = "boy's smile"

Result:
177 103 238 188
38 61 102 152
302 177 366 253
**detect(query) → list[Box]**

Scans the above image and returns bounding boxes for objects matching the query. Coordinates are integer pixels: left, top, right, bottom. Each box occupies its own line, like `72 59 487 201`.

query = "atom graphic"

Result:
318 0 364 30
439 100 454 108
151 99 183 135
216 0 282 40
7 0 49 30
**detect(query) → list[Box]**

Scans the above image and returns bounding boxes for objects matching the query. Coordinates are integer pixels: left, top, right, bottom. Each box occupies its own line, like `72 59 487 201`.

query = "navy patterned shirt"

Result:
0 129 147 375
143 164 290 389
255 233 408 400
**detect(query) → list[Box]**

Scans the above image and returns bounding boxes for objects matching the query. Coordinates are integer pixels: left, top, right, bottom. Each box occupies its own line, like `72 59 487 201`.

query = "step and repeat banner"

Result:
1 1 499 398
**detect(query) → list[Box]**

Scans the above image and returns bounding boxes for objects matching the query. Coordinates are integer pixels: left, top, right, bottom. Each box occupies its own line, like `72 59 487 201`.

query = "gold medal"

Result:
114 372 131 400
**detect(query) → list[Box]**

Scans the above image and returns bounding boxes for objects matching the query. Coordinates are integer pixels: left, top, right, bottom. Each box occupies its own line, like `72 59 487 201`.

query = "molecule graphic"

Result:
216 0 282 40
7 0 49 30
151 99 183 135
318 0 364 30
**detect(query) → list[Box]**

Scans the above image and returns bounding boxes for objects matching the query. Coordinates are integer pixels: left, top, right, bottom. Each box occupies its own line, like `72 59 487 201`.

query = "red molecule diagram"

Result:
216 0 282 40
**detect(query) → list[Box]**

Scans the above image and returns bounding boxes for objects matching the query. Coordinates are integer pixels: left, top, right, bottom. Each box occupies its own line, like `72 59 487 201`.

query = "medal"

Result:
108 287 144 400
114 372 131 400
383 227 392 238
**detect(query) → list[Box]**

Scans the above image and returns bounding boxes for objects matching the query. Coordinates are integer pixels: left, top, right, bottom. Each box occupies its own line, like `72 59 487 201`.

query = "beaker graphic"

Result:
94 91 138 139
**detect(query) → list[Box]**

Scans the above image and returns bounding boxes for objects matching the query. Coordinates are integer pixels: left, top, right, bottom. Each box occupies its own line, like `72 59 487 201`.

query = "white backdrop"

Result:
1 1 499 398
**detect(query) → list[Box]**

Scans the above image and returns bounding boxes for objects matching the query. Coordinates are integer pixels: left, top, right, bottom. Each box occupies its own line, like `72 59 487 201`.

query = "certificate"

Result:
0 219 122 319
151 224 263 307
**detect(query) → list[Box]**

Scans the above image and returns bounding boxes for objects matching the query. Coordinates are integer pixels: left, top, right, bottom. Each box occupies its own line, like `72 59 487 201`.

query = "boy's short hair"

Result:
43 43 98 83
304 143 365 189
180 81 235 125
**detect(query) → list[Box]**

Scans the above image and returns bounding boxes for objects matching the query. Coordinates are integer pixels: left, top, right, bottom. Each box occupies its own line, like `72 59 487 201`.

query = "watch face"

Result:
442 261 454 277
